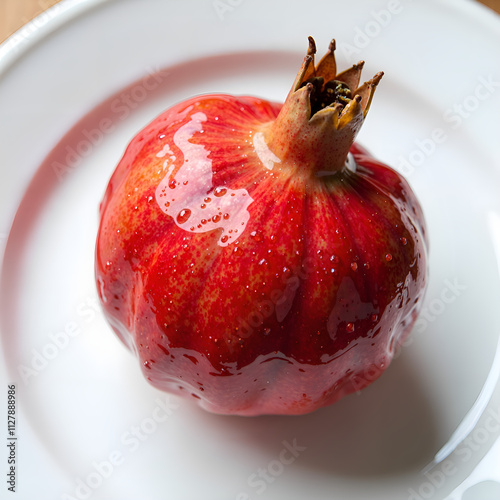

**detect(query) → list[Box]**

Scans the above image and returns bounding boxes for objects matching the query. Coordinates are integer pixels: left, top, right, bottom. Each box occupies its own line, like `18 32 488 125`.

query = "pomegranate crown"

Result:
265 36 384 174
291 36 384 129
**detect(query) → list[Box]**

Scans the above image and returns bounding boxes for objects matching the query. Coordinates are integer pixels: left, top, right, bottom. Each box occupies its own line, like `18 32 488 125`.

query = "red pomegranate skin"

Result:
95 92 427 416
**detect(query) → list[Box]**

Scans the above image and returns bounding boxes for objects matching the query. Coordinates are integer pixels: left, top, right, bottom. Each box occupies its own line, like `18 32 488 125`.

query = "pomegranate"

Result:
95 37 428 416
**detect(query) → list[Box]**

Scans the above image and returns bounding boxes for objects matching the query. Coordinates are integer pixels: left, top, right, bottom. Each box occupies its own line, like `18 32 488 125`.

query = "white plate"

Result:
1 1 500 499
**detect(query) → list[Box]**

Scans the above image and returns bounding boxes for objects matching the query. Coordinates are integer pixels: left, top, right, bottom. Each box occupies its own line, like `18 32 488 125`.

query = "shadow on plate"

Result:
196 350 440 478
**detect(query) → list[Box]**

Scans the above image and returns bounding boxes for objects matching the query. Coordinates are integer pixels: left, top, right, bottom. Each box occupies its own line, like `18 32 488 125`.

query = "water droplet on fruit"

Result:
214 187 227 197
401 237 408 245
168 179 176 189
201 219 207 225
351 262 358 271
346 322 355 333
221 235 229 243
212 214 221 223
105 261 112 269
147 196 153 203
200 203 206 209
176 209 191 224
143 360 152 369
204 197 211 203
385 253 393 262
223 213 230 220
250 231 263 242
371 314 378 322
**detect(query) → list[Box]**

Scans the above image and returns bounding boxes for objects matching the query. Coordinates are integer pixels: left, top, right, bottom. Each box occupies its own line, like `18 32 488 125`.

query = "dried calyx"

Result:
263 36 384 174
297 36 384 119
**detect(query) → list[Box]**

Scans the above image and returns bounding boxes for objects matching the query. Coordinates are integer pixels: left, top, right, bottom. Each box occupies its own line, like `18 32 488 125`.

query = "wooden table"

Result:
1 0 500 43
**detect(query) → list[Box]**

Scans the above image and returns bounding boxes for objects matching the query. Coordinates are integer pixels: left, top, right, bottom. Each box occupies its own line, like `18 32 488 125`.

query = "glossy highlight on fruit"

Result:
95 37 428 416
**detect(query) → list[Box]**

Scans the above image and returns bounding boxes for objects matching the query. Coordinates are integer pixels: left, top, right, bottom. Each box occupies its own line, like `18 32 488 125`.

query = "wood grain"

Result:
0 0 62 43
1 0 499 43
479 0 500 13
